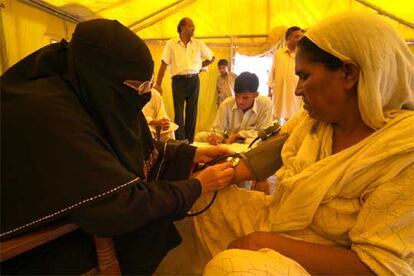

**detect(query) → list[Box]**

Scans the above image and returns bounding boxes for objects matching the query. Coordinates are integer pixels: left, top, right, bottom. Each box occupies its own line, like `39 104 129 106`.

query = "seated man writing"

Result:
195 72 272 145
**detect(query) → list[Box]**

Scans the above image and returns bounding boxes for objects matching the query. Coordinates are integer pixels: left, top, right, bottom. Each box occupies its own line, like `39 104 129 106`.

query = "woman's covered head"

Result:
68 19 155 131
296 13 414 129
70 19 154 84
294 36 359 123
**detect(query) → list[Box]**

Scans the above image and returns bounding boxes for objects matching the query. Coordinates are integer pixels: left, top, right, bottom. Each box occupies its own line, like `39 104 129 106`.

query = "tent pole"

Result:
128 0 188 28
266 0 271 33
145 41 268 48
145 34 269 48
354 0 414 29
18 0 80 23
144 34 268 42
230 36 234 69
128 0 196 31
95 0 131 14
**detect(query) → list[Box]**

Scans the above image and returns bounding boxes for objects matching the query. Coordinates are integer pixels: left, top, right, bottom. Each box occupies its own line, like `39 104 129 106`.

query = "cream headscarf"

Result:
305 13 414 129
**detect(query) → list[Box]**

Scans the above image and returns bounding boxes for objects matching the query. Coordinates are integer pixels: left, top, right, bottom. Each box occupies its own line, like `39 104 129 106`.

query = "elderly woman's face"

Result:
295 49 350 123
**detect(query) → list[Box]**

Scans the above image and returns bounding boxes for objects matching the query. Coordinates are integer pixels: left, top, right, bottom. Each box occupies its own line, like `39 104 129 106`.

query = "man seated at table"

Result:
195 72 272 145
142 88 178 142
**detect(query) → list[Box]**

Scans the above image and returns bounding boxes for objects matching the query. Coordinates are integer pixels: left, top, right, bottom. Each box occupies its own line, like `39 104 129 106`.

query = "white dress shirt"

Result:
161 37 214 77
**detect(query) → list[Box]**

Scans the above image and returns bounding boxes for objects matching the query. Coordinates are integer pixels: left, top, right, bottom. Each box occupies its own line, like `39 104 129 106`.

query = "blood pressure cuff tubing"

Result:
240 133 289 181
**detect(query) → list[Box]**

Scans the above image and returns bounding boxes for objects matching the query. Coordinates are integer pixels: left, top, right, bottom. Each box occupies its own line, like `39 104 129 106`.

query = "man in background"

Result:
216 59 237 107
154 17 215 143
195 72 272 145
142 89 177 142
268 26 303 121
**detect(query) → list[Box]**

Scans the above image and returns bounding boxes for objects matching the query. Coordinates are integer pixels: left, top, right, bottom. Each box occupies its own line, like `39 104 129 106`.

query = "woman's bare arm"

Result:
228 231 374 275
232 159 254 183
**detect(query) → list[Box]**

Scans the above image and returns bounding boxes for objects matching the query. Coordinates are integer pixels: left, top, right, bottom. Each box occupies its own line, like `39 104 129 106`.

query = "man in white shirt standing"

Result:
195 72 272 145
268 26 303 121
154 17 215 143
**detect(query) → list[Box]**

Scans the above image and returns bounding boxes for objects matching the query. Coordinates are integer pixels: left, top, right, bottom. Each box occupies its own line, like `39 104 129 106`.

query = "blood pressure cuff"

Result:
240 133 289 181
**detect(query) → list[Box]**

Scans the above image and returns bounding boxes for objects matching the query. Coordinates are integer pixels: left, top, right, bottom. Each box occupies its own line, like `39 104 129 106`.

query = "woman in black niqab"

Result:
69 19 156 177
1 19 218 274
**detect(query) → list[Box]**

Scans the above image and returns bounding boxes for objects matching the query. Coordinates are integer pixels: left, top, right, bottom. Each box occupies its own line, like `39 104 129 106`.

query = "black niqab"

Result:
1 19 157 239
69 19 155 175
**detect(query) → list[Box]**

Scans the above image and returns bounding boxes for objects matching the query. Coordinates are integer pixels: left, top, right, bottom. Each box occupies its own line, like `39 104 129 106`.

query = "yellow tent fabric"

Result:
2 0 413 132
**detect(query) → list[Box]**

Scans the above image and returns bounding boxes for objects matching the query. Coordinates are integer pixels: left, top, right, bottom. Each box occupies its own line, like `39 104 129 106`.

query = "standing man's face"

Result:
286 30 303 50
181 19 195 37
218 65 228 75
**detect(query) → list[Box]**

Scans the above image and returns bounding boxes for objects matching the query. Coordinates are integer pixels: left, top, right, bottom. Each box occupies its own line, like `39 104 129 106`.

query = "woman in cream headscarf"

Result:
191 13 414 275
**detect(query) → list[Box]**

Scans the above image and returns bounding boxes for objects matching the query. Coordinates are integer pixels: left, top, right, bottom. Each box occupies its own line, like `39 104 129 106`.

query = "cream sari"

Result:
195 110 413 275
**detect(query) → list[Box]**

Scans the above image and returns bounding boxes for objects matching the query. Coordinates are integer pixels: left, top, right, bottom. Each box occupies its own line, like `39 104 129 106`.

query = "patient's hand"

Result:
226 132 243 144
207 134 223 145
228 231 274 251
149 118 170 130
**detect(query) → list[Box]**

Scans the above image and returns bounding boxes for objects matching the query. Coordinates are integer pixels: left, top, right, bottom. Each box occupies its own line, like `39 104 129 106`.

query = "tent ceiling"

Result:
29 0 414 40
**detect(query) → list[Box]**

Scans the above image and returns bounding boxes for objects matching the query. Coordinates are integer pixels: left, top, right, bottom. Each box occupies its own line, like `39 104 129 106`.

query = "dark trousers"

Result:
172 75 200 143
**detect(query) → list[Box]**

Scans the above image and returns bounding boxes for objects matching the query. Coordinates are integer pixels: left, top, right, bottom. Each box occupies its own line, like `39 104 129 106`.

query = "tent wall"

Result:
1 0 76 71
122 0 414 132
2 0 413 133
134 0 414 41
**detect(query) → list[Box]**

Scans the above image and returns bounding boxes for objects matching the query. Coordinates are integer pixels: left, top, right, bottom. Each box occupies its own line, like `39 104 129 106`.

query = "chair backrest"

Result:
94 236 121 274
0 220 121 275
